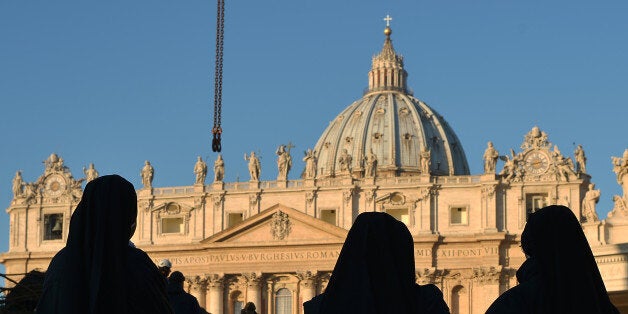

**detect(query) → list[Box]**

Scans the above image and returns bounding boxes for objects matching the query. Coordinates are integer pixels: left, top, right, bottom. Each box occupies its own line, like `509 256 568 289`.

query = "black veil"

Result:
309 212 420 314
37 175 171 313
521 205 617 313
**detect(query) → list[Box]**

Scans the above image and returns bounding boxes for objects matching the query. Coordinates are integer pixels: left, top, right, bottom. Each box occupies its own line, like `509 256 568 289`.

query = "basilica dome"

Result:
312 26 469 177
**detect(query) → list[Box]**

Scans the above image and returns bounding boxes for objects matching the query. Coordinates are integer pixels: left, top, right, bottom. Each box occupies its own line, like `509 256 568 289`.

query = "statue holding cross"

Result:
276 142 294 181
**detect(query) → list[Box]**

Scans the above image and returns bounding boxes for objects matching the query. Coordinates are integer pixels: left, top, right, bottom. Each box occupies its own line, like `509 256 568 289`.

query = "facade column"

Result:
297 271 317 312
243 272 263 310
208 273 225 314
187 275 208 308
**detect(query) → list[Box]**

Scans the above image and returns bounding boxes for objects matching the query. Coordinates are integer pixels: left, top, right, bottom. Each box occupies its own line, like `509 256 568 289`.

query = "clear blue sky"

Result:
1 1 627 278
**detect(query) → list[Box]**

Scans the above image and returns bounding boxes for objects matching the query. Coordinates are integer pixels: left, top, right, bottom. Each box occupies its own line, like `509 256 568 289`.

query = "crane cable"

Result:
212 0 225 152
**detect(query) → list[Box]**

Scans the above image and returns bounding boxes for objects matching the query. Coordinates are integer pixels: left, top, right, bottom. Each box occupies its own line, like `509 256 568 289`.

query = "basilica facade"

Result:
3 26 628 314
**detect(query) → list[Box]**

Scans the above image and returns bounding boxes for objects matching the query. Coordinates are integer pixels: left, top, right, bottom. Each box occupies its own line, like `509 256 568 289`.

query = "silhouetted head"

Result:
68 174 137 246
521 205 617 313
169 271 185 284
244 302 256 311
62 174 138 313
158 259 172 277
319 212 417 313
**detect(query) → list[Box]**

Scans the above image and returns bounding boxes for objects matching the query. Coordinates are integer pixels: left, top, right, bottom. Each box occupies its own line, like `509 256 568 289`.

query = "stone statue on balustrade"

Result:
83 163 99 183
303 149 317 179
244 152 261 181
12 171 24 199
364 149 378 178
612 149 628 201
193 156 208 185
141 160 154 189
499 149 520 183
574 144 587 174
44 153 70 174
276 144 293 181
552 147 575 182
582 183 600 222
609 195 628 219
213 155 224 182
483 141 499 174
419 146 431 174
338 149 353 174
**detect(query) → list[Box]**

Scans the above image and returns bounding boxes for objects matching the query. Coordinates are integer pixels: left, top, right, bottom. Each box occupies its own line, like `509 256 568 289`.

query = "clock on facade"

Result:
524 150 550 175
45 174 67 197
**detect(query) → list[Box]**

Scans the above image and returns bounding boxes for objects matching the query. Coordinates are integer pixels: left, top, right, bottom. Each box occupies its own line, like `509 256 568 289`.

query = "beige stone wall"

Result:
3 169 628 313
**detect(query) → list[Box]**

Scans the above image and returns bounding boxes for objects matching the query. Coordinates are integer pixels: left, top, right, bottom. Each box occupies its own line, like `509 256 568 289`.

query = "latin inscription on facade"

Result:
415 247 499 258
154 249 341 266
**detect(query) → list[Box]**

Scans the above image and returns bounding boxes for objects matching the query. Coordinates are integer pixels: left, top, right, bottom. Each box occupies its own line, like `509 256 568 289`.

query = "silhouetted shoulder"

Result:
126 246 173 314
303 293 323 314
416 284 450 314
485 280 540 314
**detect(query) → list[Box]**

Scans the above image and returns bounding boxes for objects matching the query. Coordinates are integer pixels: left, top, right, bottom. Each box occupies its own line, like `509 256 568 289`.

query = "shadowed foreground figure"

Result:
167 271 202 314
240 302 258 314
36 175 173 314
2 270 45 313
303 212 449 314
486 205 618 314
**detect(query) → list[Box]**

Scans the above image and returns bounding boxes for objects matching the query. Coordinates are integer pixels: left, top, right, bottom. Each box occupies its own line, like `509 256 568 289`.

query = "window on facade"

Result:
386 208 409 225
43 213 63 240
320 209 336 225
526 194 547 221
230 290 244 314
274 288 292 314
450 207 468 225
228 213 244 228
161 217 183 234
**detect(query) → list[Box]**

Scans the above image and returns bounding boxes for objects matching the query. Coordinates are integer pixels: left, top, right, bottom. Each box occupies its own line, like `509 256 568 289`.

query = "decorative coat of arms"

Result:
270 211 291 240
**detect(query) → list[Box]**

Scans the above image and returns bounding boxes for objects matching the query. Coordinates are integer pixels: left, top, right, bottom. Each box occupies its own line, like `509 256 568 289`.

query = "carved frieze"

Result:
305 190 317 205
242 272 263 288
186 275 209 292
416 268 444 285
249 192 261 207
471 266 502 285
206 273 225 289
138 198 154 212
211 193 225 210
296 270 316 289
481 185 496 199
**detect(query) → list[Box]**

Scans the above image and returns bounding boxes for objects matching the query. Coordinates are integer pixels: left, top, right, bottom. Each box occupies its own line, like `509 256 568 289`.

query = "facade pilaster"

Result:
297 271 317 311
207 273 224 314
187 275 209 308
243 272 263 310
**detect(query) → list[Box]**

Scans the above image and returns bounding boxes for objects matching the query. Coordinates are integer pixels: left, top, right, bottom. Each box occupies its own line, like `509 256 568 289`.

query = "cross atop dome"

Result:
383 14 393 27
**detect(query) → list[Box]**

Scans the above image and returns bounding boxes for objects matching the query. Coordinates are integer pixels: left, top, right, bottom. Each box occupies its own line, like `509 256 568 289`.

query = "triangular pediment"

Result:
201 204 348 245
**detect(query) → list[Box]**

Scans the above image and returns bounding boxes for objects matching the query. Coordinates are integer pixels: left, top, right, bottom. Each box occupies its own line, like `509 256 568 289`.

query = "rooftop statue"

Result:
213 155 224 182
12 171 24 199
276 144 293 181
574 144 587 174
194 156 208 185
364 149 378 178
83 163 99 183
244 152 260 181
483 141 499 174
141 161 154 189
582 183 600 222
303 149 317 179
